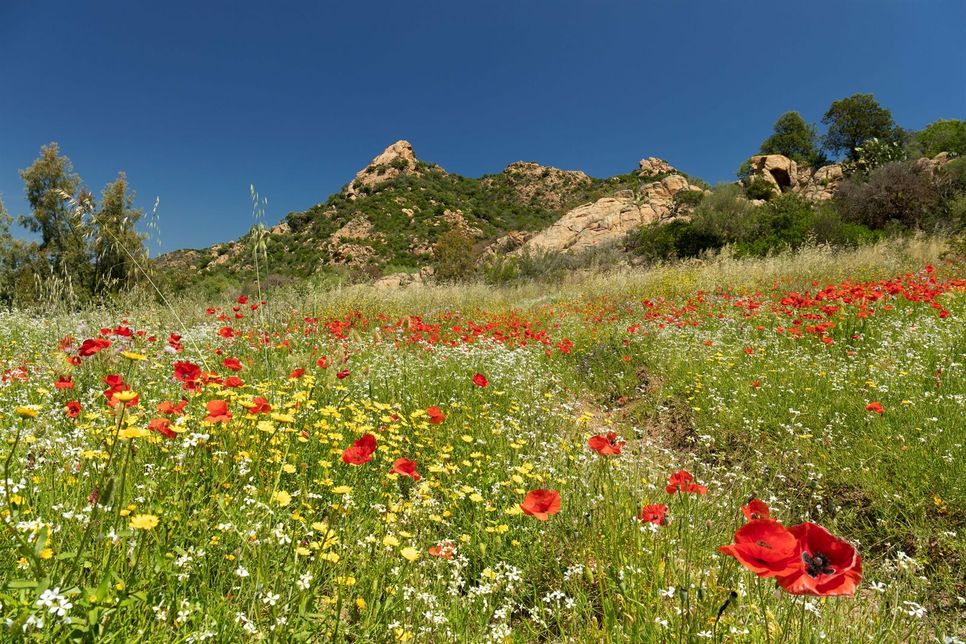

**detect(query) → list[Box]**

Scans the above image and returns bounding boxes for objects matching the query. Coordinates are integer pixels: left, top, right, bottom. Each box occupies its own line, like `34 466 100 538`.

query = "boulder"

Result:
638 157 676 176
344 140 441 200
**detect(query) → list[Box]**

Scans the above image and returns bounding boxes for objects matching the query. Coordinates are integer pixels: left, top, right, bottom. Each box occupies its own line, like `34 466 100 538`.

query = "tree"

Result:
759 112 825 166
433 228 476 281
821 94 899 160
915 119 966 157
91 173 147 293
18 143 92 284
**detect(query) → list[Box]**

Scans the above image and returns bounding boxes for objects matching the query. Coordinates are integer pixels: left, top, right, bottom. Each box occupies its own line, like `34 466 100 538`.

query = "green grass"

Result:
0 238 963 641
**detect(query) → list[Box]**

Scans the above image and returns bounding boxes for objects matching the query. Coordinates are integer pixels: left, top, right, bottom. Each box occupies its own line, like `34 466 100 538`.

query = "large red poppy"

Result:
426 406 446 425
342 433 377 465
587 432 625 456
389 458 421 481
148 417 177 439
777 523 862 596
472 373 489 388
520 489 561 521
719 519 801 578
742 498 772 521
174 361 202 385
65 400 81 418
638 503 668 526
204 399 231 423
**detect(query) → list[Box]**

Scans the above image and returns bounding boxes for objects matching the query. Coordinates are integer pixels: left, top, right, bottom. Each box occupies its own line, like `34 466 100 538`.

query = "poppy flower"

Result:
78 337 111 357
638 503 669 526
148 417 177 439
65 400 81 418
742 498 772 521
472 373 489 388
222 357 242 371
342 433 377 465
223 376 244 388
336 369 350 380
289 368 305 379
777 523 862 596
666 470 707 495
157 399 188 416
719 519 801 578
389 458 421 481
426 406 446 425
428 541 456 560
249 396 272 414
204 399 231 423
865 401 884 414
173 361 202 384
54 375 74 389
520 489 561 521
587 432 625 456
315 356 330 369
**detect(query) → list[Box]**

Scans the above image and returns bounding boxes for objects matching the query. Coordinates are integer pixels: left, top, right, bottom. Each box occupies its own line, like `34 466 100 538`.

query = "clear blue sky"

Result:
1 1 964 254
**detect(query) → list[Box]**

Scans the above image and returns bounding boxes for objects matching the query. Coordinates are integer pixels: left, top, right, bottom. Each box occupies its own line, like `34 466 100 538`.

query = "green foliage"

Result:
914 119 966 157
822 94 899 160
744 177 777 201
843 137 907 176
433 228 476 282
91 173 147 294
834 160 942 229
759 111 826 166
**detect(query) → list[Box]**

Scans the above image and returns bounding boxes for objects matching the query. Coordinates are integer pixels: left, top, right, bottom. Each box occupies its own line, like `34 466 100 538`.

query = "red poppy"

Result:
638 503 669 526
289 368 305 379
426 406 446 425
472 373 489 388
315 356 330 369
666 470 707 495
428 540 456 560
78 337 111 357
157 399 188 416
342 433 377 465
719 519 801 578
237 294 248 304
777 522 862 596
222 357 242 371
336 369 350 380
389 458 421 481
204 399 231 423
865 401 884 414
249 396 272 414
54 375 75 389
520 489 561 521
742 499 772 521
148 417 177 439
587 432 625 456
223 376 244 388
174 361 202 384
65 400 81 418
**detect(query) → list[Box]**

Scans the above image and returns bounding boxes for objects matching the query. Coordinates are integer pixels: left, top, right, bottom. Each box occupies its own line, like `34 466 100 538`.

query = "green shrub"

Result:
834 161 941 229
745 177 777 201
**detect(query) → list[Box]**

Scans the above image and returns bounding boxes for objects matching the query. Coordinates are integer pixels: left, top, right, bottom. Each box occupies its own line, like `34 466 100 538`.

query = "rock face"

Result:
344 140 439 200
485 161 592 211
745 154 843 201
638 157 676 176
372 266 434 289
514 160 704 255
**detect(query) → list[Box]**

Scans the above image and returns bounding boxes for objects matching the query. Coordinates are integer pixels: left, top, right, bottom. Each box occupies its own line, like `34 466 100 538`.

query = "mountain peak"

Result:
344 140 440 199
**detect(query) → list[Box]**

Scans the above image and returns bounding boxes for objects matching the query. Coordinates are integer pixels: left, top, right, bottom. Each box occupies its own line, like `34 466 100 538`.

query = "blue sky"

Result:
1 1 964 254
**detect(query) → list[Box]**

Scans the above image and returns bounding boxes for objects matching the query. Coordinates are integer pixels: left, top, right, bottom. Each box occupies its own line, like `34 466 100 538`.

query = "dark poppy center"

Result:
755 540 772 549
803 551 834 577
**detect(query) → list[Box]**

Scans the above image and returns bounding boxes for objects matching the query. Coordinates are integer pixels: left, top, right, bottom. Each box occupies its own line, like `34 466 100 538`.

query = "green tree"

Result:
18 143 93 286
433 228 476 281
821 94 899 160
915 119 966 157
759 112 825 166
91 172 147 293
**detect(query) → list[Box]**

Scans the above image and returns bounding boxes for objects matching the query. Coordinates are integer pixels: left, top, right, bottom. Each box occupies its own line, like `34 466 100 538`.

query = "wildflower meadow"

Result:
1 241 964 641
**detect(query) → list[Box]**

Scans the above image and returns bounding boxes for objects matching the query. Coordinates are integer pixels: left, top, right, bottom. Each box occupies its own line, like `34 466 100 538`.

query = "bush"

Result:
745 177 777 201
834 161 941 229
433 229 476 282
629 219 724 262
915 119 966 157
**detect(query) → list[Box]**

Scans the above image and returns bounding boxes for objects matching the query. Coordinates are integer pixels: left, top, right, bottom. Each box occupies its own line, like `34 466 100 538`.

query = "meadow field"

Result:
1 239 964 642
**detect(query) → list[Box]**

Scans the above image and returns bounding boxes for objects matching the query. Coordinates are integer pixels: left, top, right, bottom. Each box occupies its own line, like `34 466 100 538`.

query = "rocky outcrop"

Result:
344 140 441 200
638 157 676 177
745 154 843 201
513 164 704 255
372 266 434 289
484 161 592 211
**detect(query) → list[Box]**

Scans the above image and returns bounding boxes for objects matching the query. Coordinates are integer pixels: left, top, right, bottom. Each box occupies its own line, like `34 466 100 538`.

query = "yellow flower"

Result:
15 406 39 418
113 390 138 403
332 485 352 495
281 463 296 474
129 514 159 530
382 535 400 547
39 548 53 560
356 597 366 610
118 427 150 440
272 490 292 507
121 351 146 361
400 547 420 562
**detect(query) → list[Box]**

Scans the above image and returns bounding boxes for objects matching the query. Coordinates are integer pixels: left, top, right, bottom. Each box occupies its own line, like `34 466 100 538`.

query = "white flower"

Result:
235 565 250 578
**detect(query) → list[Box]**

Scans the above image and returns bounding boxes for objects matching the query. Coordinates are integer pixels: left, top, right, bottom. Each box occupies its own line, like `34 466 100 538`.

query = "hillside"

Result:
155 141 705 289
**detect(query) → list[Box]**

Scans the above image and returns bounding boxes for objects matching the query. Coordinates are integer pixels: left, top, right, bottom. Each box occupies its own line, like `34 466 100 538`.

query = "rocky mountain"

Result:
156 140 707 289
